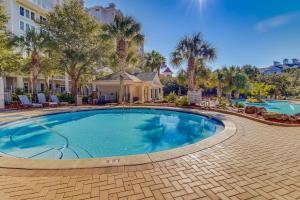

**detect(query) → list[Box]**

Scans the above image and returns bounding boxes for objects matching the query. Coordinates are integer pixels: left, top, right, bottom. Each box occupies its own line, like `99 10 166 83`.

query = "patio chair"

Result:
50 95 68 106
18 95 43 108
38 93 58 107
209 99 219 109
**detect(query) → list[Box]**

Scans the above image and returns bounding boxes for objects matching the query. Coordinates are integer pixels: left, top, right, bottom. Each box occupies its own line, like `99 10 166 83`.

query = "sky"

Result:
85 0 300 71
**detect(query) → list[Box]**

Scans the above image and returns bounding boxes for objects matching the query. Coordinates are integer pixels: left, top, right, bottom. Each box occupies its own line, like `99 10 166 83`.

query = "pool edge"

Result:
0 106 237 170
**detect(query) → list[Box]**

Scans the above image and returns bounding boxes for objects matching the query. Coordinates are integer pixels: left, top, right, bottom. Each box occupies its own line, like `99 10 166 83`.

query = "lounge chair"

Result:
209 99 219 109
38 93 58 107
18 95 43 108
50 95 68 106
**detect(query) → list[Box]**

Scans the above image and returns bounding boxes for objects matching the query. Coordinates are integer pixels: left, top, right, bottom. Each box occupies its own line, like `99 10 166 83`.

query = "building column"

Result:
125 86 128 102
160 87 164 99
0 76 5 109
140 85 145 103
91 83 97 104
129 85 133 103
148 87 151 101
64 72 70 93
16 76 23 89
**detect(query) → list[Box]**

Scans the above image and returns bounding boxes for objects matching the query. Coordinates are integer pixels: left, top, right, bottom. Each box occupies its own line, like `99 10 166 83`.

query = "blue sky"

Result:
85 0 300 71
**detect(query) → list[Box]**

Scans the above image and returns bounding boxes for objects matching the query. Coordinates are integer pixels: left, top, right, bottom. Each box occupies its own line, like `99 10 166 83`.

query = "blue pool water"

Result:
0 109 224 160
238 100 300 115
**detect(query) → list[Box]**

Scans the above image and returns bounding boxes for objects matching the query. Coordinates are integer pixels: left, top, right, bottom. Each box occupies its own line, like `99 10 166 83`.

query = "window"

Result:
31 12 35 20
20 7 24 16
40 83 44 92
25 9 30 18
40 16 46 23
26 24 30 32
20 21 24 30
31 26 35 32
24 83 29 93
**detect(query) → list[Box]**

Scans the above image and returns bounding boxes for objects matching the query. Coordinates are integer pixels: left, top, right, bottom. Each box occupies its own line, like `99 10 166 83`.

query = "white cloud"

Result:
255 12 300 32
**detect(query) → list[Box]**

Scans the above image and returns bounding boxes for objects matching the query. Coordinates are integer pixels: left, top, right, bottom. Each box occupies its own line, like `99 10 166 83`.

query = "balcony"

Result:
16 0 55 15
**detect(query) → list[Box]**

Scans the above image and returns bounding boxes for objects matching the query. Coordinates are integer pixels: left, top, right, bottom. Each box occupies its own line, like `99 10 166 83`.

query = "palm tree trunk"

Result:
117 39 127 103
234 90 240 101
28 74 32 94
71 78 78 99
188 57 195 91
44 75 49 95
217 82 222 98
31 50 40 102
227 92 232 106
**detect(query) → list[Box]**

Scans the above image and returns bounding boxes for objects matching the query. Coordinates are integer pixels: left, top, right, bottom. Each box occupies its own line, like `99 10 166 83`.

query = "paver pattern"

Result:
0 107 299 200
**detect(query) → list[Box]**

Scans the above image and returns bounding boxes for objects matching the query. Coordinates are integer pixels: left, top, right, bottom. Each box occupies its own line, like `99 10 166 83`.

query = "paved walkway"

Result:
0 108 299 200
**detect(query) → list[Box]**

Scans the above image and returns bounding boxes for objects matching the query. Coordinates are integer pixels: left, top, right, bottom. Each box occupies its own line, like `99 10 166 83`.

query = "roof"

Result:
96 72 158 82
163 67 173 73
96 71 141 82
134 72 157 82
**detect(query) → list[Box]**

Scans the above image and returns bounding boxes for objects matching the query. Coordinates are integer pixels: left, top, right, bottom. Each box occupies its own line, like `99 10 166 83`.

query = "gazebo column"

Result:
129 85 133 103
140 85 145 103
148 87 151 101
91 83 97 104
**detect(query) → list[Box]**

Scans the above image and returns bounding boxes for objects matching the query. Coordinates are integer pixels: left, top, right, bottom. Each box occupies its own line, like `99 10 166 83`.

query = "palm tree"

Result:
194 59 212 89
232 72 249 101
144 50 166 74
176 69 188 96
171 33 216 91
107 46 143 72
214 69 225 99
102 14 144 103
222 66 237 106
14 30 52 101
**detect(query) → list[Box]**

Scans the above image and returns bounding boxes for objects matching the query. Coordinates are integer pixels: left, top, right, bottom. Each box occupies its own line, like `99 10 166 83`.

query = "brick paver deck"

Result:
0 108 299 200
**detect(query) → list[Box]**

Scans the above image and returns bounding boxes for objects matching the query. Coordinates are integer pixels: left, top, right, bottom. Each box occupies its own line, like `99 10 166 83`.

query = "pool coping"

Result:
0 106 237 170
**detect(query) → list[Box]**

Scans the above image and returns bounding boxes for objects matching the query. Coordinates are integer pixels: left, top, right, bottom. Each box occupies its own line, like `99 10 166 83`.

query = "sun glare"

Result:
183 0 209 16
197 0 207 12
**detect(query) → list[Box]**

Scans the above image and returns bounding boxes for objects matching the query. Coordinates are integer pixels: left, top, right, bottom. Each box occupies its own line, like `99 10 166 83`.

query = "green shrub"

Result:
219 97 227 108
176 96 189 106
165 92 177 103
235 102 245 108
247 97 265 103
12 88 24 101
57 93 75 103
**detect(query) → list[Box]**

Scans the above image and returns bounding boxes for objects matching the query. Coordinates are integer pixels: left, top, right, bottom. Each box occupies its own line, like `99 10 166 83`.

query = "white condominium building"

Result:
1 0 70 107
87 3 144 55
87 3 121 24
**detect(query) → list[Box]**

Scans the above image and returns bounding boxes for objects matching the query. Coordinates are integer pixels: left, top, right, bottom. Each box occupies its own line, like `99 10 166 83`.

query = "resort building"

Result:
260 58 300 75
87 3 121 24
1 0 70 107
161 67 173 77
92 72 164 103
87 3 144 56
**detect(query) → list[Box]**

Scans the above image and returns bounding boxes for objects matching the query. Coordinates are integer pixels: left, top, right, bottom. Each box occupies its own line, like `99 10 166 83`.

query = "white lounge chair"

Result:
18 95 43 108
38 93 58 107
50 95 68 106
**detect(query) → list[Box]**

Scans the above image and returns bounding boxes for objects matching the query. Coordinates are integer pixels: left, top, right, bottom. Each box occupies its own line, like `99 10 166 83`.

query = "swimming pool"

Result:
238 100 300 115
0 108 224 160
